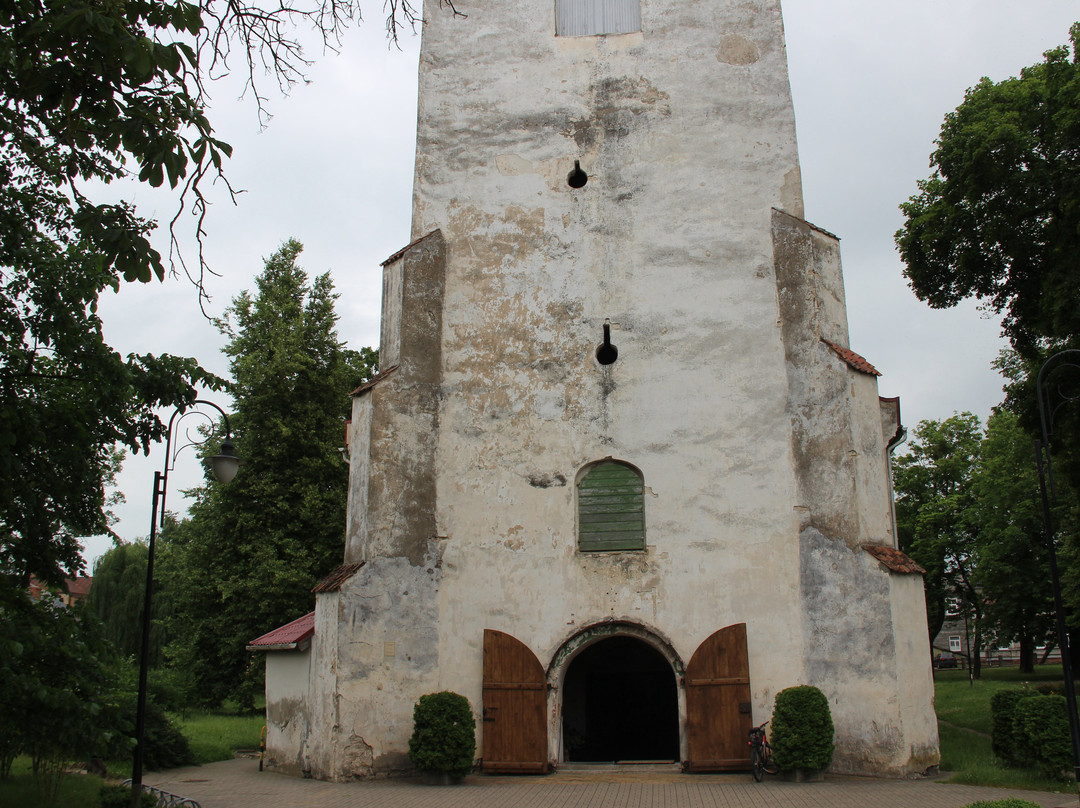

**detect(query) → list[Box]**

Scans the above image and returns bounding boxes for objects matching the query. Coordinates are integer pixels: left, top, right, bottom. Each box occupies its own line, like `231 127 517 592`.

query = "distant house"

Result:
29 576 93 607
931 613 1059 669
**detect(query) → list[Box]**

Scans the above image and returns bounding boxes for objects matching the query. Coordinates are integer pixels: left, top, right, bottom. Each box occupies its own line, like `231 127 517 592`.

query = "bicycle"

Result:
748 721 778 782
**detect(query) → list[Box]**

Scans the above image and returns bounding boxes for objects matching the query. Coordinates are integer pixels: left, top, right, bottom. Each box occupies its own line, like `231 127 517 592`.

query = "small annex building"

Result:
252 0 939 780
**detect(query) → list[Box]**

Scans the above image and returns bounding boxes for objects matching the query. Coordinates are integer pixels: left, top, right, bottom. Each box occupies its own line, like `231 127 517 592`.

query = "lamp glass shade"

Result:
209 439 241 484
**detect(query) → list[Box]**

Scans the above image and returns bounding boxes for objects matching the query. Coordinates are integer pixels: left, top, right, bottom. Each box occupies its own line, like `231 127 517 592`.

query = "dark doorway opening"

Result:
562 636 679 762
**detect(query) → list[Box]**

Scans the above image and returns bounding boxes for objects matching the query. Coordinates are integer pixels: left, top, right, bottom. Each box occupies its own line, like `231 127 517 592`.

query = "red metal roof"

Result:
863 545 925 574
248 611 315 650
823 340 881 376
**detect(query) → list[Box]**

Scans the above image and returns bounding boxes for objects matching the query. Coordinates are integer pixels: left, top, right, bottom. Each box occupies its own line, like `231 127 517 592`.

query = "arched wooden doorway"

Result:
481 623 752 773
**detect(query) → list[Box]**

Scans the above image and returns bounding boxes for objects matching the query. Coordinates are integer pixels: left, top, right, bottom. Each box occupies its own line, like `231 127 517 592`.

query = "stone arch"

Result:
546 621 686 765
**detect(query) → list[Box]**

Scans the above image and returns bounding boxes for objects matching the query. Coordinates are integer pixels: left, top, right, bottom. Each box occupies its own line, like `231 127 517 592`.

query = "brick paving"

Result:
147 758 1080 808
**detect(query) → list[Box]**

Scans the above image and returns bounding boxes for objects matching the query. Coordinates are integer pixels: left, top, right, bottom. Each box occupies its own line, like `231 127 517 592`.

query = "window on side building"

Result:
949 636 962 652
578 460 645 552
557 0 641 37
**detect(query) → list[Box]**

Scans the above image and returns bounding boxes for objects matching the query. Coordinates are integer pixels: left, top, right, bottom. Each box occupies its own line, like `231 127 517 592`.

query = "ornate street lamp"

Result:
1034 349 1080 788
130 400 241 808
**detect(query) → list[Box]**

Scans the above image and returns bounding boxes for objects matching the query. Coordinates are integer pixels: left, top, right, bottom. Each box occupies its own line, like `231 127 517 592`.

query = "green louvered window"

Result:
578 461 645 552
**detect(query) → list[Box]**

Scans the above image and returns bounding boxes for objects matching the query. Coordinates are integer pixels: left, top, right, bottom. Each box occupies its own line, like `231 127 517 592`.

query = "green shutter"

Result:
578 462 645 551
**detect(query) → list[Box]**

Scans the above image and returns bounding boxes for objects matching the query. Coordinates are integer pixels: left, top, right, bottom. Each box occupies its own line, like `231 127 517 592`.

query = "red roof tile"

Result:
863 545 925 574
381 229 442 267
313 562 365 593
65 577 93 597
248 611 315 650
351 365 398 397
823 340 881 376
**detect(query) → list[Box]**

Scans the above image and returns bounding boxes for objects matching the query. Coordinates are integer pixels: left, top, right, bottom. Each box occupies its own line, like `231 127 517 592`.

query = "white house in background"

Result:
252 0 939 779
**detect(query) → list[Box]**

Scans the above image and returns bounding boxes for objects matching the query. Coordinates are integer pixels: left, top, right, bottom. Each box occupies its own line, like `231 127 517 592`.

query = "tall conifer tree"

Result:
160 240 376 705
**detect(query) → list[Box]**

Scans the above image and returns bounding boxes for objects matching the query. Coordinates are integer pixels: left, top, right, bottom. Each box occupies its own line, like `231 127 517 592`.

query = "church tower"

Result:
291 0 938 778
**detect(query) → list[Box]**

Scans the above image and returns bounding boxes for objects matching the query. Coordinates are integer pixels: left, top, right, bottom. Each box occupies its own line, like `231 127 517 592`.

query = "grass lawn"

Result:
178 707 265 765
0 757 105 808
934 665 1076 792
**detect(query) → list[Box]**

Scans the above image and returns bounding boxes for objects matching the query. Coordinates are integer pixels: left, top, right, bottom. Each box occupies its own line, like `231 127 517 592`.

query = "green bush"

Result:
961 801 1042 808
989 689 1027 766
407 692 476 778
100 690 194 771
1013 694 1071 779
769 685 834 772
100 784 157 807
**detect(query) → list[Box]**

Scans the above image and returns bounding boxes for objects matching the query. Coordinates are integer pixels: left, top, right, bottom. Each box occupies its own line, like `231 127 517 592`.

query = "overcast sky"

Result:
81 1 1080 566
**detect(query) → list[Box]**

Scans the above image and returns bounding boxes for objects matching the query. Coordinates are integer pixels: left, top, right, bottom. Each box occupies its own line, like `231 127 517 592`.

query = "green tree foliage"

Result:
0 0 459 596
0 0 230 591
971 411 1064 671
85 541 174 666
0 598 124 796
159 240 377 706
893 414 984 652
896 23 1080 361
408 692 476 778
768 685 834 773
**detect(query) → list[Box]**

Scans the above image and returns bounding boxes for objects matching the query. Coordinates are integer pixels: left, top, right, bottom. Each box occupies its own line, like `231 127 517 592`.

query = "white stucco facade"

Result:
269 0 939 780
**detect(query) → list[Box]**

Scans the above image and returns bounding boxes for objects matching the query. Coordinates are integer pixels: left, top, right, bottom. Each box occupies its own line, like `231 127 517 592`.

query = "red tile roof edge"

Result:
863 544 925 575
29 575 93 597
351 365 399 397
247 611 315 650
381 229 442 267
65 577 93 597
771 207 841 241
313 562 365 594
823 339 882 377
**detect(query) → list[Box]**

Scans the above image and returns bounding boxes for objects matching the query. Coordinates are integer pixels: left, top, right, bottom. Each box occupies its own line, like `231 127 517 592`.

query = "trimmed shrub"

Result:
100 784 157 808
989 688 1027 766
961 801 1042 808
408 691 476 778
1013 694 1071 779
769 685 835 772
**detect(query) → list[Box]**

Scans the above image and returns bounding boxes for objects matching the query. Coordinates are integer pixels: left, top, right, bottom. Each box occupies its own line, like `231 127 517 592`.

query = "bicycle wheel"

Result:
750 746 764 782
761 742 779 775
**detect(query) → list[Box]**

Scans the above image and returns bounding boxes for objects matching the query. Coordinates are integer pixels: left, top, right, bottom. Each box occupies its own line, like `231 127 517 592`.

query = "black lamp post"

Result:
1034 349 1080 791
130 400 241 808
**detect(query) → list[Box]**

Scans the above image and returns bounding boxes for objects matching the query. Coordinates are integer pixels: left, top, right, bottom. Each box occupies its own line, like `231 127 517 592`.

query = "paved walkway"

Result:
147 758 1080 808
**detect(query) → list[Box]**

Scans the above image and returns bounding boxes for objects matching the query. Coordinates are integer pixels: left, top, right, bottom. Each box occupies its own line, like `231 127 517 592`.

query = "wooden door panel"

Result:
685 623 753 771
482 629 549 773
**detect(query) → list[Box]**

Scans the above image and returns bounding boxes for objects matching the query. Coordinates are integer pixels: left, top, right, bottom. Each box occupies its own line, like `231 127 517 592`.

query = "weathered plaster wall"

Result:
773 209 936 773
344 232 445 565
306 593 339 779
327 559 442 779
888 571 940 773
263 650 312 776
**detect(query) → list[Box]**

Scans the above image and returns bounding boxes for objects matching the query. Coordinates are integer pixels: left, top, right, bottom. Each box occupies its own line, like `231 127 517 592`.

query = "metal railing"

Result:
121 780 202 808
